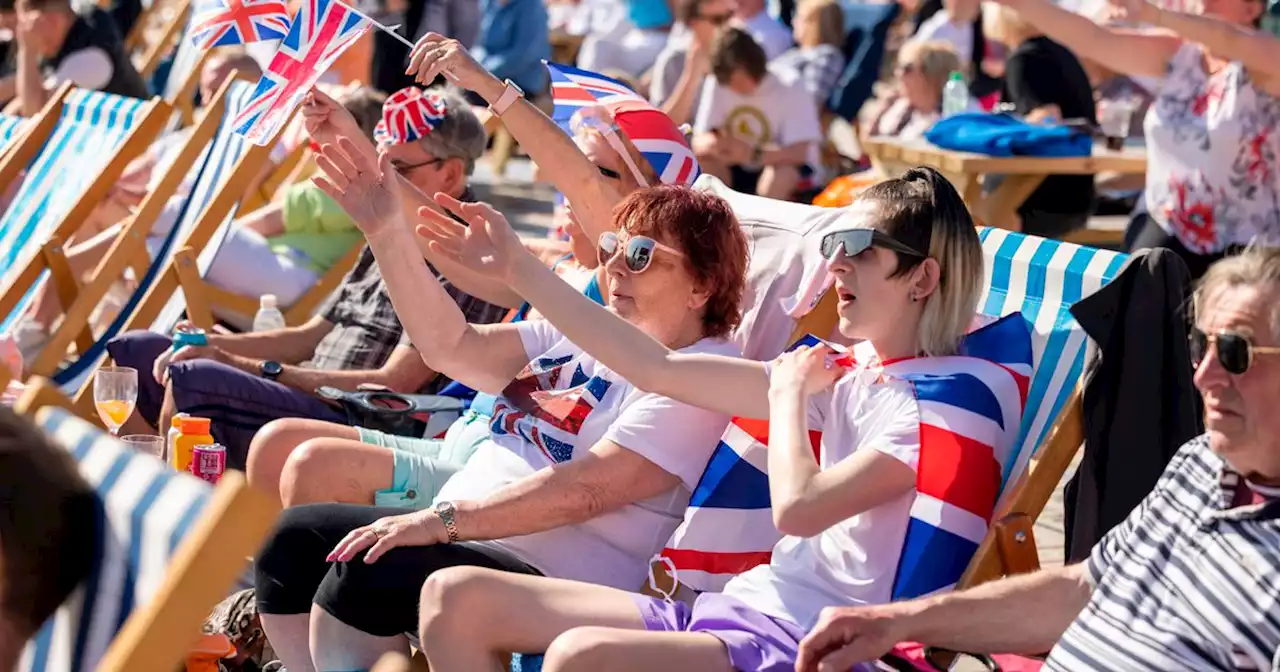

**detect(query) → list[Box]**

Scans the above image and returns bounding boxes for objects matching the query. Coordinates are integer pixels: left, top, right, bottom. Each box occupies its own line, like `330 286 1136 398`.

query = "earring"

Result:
911 294 919 303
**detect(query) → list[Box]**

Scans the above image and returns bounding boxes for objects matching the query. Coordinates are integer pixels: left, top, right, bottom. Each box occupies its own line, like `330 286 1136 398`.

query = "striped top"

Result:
1046 434 1280 671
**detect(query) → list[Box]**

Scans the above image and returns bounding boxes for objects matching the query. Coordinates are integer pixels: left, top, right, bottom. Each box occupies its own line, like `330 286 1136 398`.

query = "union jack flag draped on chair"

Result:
661 314 1034 598
188 0 291 48
232 0 371 145
374 87 447 145
545 61 700 186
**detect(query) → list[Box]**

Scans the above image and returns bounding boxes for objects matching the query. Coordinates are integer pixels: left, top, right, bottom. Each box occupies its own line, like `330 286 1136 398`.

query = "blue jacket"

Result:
473 0 550 95
924 113 1092 158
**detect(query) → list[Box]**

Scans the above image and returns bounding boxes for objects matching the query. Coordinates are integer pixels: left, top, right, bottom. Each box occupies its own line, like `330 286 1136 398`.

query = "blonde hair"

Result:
1194 246 1280 339
982 1 1036 46
798 0 846 47
858 167 983 356
897 40 963 93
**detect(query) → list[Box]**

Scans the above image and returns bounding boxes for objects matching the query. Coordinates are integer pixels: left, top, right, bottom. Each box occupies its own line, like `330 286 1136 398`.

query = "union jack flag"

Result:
545 61 700 186
188 0 291 48
661 314 1033 597
232 0 371 145
374 87 447 145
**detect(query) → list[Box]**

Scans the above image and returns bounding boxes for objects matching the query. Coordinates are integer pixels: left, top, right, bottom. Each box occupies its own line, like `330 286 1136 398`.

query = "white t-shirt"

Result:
908 11 974 64
723 365 922 630
694 70 824 170
435 319 738 590
739 10 794 59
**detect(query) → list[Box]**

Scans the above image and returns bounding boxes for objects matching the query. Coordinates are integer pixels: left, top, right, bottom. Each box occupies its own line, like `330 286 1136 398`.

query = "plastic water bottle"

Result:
942 71 968 118
253 294 287 332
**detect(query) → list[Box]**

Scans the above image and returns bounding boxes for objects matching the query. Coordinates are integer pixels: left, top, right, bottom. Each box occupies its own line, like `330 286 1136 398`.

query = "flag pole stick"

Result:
339 2 417 48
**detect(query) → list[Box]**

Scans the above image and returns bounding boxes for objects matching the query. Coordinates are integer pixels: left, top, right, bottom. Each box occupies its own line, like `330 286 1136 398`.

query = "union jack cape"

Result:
661 313 1034 598
232 0 371 145
544 62 700 186
188 0 291 48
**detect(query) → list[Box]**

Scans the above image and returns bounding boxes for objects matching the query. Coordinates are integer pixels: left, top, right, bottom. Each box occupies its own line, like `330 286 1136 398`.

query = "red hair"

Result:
612 185 749 339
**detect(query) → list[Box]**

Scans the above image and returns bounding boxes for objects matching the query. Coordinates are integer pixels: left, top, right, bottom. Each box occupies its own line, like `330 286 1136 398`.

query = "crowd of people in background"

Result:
1 0 1280 669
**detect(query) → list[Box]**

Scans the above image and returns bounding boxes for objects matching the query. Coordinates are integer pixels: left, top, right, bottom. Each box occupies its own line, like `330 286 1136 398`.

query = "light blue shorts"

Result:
357 410 492 510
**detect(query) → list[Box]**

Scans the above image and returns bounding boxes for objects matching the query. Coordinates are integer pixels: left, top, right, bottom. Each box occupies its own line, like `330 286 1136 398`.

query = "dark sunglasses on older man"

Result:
598 230 685 274
820 228 926 261
1190 327 1280 375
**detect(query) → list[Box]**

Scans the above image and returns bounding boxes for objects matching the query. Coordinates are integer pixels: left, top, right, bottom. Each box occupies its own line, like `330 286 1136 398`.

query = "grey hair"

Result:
414 86 488 176
1193 245 1280 340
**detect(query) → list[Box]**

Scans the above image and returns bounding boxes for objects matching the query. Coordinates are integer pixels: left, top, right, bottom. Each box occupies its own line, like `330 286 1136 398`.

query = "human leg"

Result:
203 227 321 310
279 438 397 507
104 330 173 430
418 566 649 671
163 359 346 469
246 418 360 500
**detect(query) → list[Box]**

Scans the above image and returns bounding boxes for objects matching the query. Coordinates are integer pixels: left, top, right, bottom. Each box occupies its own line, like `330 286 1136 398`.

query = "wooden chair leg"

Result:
489 127 516 177
993 512 1041 576
41 238 96 355
171 247 215 331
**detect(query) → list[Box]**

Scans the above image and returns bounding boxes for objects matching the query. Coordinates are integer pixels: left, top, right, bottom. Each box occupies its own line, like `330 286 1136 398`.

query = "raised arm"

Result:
416 194 774 420
1128 0 1280 91
312 138 529 394
996 0 1182 79
407 34 627 245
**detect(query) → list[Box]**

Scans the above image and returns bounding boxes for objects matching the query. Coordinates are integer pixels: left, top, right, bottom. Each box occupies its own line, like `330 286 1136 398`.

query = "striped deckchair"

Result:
40 80 280 401
0 88 170 332
14 392 278 672
509 230 1128 672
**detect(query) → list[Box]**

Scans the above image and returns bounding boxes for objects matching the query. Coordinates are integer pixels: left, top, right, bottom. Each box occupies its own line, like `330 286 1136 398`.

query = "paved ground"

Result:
469 155 1078 570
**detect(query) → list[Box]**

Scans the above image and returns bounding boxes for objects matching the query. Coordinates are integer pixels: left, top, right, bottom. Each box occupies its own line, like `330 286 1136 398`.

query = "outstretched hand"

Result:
415 193 528 283
312 136 405 237
300 86 365 149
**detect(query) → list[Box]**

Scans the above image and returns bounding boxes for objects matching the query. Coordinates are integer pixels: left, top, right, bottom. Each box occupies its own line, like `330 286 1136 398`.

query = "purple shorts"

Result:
631 592 807 672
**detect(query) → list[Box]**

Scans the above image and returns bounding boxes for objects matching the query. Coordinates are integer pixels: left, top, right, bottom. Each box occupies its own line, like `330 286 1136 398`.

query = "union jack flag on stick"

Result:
188 0 291 48
232 0 373 145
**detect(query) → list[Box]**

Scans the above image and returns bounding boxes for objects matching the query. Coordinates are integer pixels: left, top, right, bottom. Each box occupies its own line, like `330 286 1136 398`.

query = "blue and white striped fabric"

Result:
976 227 1127 497
18 407 213 672
161 24 205 131
0 113 28 148
52 81 258 394
0 91 148 331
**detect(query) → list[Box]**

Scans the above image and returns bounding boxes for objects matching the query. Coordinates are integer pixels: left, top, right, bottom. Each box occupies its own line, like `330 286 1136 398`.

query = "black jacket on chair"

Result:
1063 247 1203 562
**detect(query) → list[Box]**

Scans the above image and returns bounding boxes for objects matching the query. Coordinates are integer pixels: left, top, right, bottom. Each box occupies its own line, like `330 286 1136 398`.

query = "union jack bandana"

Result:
374 87 447 146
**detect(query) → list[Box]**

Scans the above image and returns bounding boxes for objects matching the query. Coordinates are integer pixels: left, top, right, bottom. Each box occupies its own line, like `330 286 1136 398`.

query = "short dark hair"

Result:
0 408 98 637
710 27 768 85
613 185 749 338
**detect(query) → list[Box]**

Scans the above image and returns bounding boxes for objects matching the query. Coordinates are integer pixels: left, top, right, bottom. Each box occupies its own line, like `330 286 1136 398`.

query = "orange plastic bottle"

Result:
172 417 214 473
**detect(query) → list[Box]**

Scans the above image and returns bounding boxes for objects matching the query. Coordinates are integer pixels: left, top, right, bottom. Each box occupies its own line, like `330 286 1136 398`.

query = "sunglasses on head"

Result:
598 230 685 274
820 228 926 260
1190 327 1280 375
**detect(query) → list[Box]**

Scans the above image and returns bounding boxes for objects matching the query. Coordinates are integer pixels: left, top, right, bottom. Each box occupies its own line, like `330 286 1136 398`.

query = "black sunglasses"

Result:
598 231 685 273
596 165 623 180
391 157 445 174
696 11 733 24
1190 327 1280 375
820 228 926 260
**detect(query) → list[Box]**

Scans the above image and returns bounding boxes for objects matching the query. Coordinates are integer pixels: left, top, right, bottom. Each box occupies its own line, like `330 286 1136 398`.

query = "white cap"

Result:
259 294 279 309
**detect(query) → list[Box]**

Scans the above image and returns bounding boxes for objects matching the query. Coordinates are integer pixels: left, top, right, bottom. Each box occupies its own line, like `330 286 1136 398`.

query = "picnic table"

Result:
861 135 1148 240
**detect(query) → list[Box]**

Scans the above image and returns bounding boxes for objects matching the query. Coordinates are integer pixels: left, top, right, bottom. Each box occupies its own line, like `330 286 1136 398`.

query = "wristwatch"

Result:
751 145 764 164
489 79 524 116
259 360 283 381
434 500 459 543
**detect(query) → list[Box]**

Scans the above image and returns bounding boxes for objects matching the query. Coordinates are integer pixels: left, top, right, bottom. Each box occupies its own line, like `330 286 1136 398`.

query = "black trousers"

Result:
1128 212 1239 281
255 504 541 637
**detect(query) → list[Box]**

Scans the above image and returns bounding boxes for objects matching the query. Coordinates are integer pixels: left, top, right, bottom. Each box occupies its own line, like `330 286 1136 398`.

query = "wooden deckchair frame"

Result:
25 77 241 378
240 142 310 214
66 112 294 409
131 0 193 80
16 377 280 672
0 90 171 338
0 83 73 197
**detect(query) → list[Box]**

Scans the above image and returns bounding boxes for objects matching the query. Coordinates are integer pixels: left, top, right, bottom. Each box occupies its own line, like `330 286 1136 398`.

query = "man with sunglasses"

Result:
796 246 1280 672
103 86 510 471
648 0 735 107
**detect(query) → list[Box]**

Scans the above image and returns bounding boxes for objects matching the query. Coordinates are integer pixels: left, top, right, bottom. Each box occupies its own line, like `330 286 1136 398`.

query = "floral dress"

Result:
1144 42 1280 254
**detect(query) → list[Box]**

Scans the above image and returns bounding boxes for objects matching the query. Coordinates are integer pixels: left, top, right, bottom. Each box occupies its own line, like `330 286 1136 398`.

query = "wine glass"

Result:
94 366 138 436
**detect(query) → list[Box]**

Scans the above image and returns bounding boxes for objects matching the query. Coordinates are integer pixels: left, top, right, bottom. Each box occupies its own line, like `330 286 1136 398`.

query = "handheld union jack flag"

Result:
188 0 291 48
374 87 447 145
545 61 700 186
232 0 371 145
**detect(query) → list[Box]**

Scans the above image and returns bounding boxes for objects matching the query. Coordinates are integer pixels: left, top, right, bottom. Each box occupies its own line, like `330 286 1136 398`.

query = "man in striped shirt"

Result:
795 247 1280 672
